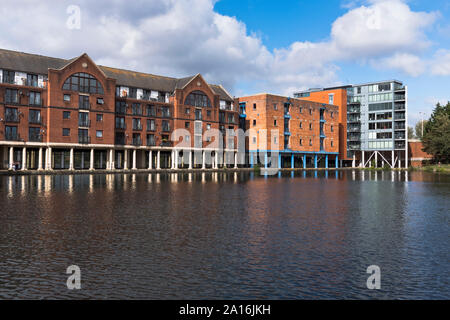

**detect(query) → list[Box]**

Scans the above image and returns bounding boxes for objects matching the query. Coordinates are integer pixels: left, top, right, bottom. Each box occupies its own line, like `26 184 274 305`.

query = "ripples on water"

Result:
0 170 448 299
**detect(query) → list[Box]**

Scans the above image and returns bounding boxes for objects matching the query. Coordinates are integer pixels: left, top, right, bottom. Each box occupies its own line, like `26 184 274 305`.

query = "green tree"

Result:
415 120 428 140
408 127 415 139
422 102 450 163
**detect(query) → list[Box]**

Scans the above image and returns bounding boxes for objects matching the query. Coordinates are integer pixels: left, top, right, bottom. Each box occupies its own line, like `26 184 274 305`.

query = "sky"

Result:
0 0 449 127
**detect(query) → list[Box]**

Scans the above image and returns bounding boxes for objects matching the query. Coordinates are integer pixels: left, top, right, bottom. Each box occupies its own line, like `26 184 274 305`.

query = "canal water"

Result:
0 170 448 299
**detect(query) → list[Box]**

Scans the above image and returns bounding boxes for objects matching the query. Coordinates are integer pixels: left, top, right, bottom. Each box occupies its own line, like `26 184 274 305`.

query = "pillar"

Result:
325 154 328 169
392 150 395 169
234 152 238 169
362 151 365 168
124 149 128 170
157 150 161 170
335 155 338 168
352 154 356 168
405 147 408 169
278 153 282 169
38 147 43 170
250 152 254 168
69 148 74 170
214 151 218 169
303 154 306 169
90 149 94 170
202 151 206 169
291 154 294 169
132 149 137 170
9 147 14 170
148 150 153 170
21 147 27 170
264 153 268 169
189 150 193 169
175 150 179 169
375 151 378 168
46 147 52 170
314 154 318 169
109 149 115 170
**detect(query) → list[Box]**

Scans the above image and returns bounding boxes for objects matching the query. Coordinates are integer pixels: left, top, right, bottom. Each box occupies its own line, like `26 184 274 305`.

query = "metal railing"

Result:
78 135 91 144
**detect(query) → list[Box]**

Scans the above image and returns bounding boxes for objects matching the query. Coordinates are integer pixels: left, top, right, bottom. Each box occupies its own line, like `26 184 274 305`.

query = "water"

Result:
0 170 448 299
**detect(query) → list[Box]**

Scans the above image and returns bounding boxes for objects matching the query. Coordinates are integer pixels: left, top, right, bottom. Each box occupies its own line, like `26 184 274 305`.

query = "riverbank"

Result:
0 167 410 176
410 164 450 174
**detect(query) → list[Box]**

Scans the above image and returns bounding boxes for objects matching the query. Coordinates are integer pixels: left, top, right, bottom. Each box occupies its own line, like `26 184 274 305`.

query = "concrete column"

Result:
392 150 395 169
202 151 206 169
175 150 179 169
109 149 115 170
21 147 27 170
132 149 137 170
314 154 318 169
291 154 294 169
157 150 161 170
9 147 14 170
352 154 356 168
90 149 94 170
38 148 43 170
46 147 52 170
362 151 365 168
250 152 254 168
405 147 408 169
375 151 378 168
124 149 128 170
69 148 74 170
148 150 153 170
335 156 339 168
325 154 328 169
214 152 218 169
189 151 193 169
303 154 306 169
234 152 238 169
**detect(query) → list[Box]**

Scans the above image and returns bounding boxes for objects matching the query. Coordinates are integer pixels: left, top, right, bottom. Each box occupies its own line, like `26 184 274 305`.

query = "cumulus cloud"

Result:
0 0 442 95
430 50 450 76
375 53 426 77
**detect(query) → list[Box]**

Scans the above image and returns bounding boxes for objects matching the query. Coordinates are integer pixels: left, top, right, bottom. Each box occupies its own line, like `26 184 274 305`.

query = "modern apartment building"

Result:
294 80 408 168
0 48 238 171
237 93 340 169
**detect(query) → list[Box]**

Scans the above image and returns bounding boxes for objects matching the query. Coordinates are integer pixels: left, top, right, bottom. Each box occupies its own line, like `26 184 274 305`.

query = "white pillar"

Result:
352 154 356 168
132 149 137 170
362 151 365 168
22 147 27 170
375 151 378 168
392 150 395 169
9 147 14 170
90 149 94 170
174 150 178 169
157 150 161 170
214 152 218 169
189 151 193 169
405 147 408 169
124 149 128 170
148 150 153 170
109 149 115 170
38 148 43 170
46 147 52 170
398 152 401 169
69 148 74 170
202 151 206 169
234 152 238 169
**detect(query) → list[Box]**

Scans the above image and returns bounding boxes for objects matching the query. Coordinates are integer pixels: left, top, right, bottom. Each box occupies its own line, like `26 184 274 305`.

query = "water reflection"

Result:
0 170 448 299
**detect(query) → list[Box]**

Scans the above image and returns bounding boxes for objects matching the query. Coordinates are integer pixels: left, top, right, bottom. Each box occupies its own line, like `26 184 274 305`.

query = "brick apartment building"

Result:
0 49 238 170
237 93 340 168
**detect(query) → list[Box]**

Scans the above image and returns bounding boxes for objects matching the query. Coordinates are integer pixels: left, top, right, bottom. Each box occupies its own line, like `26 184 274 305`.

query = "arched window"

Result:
184 91 211 108
62 73 104 95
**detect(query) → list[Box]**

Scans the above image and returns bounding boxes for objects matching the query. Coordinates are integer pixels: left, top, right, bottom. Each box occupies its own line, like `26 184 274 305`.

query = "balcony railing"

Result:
132 124 143 131
394 94 405 100
5 114 20 123
78 135 91 144
79 103 91 110
160 141 172 147
115 137 126 145
132 138 142 146
78 119 91 128
147 140 156 147
29 133 43 142
29 117 42 125
5 133 20 141
115 122 126 130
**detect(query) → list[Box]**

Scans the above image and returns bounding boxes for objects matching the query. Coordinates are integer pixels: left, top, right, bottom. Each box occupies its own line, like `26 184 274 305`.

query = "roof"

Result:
0 48 234 101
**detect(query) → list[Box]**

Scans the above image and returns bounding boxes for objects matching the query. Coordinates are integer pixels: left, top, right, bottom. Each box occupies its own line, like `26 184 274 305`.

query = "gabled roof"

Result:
0 48 234 100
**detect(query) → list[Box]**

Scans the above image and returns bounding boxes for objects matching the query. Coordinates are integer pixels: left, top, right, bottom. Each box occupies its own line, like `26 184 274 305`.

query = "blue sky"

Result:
0 0 449 127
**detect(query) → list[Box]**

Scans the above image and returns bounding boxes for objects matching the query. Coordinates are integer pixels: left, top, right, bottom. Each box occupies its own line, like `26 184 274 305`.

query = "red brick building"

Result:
408 139 433 167
237 93 340 168
0 49 238 170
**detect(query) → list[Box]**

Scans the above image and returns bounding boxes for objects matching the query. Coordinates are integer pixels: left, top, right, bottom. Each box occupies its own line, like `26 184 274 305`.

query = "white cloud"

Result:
376 53 426 77
0 0 442 95
430 50 450 76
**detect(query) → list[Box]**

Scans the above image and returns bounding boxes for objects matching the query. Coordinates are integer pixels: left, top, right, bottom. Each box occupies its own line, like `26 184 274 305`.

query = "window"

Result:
147 134 155 146
184 91 211 107
147 105 156 117
252 137 256 144
253 103 256 110
29 109 41 124
79 95 90 110
29 127 41 141
115 101 126 114
185 108 190 114
63 111 71 119
96 114 103 122
274 104 278 110
29 92 41 106
63 128 70 136
330 111 334 119
96 130 103 138
185 122 190 129
97 98 104 105
299 122 303 129
369 123 376 130
5 126 18 140
309 123 313 130
300 107 303 113
274 120 277 126
27 74 38 87
331 141 334 147
195 109 202 120
185 135 190 142
309 108 312 115
328 94 334 105
5 107 19 122
78 112 90 127
132 118 142 130
253 120 256 126
62 73 104 94
129 87 137 99
207 110 211 117
5 89 19 104
3 70 15 84
64 94 71 102
309 139 312 146
132 133 142 146
132 103 142 116
206 123 211 130
147 119 155 131
331 125 334 132
299 139 303 146
162 120 170 132
116 117 126 129
161 107 170 117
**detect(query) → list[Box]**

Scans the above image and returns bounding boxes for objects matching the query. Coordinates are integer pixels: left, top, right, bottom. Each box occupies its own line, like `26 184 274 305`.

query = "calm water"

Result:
0 170 448 299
